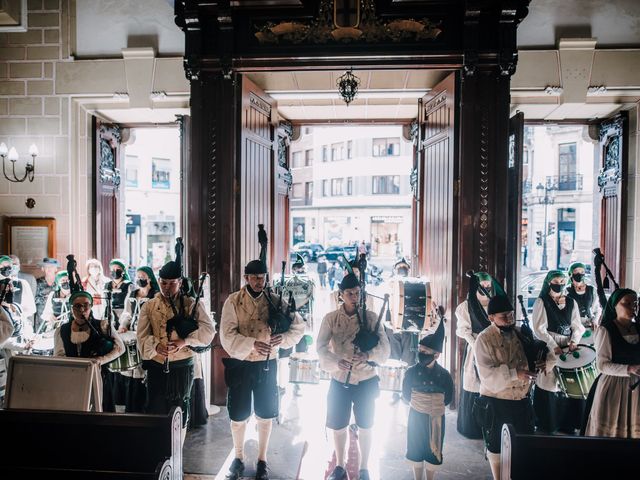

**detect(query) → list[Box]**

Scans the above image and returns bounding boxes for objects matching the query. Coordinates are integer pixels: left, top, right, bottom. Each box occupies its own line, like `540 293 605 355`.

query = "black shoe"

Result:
225 458 245 480
256 460 269 480
359 469 370 480
328 465 348 480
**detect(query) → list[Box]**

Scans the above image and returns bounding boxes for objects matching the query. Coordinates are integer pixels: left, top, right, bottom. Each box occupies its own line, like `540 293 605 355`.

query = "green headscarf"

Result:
0 255 11 264
136 266 159 292
600 288 637 327
54 271 69 291
539 270 566 297
109 259 131 281
69 290 93 305
567 262 586 276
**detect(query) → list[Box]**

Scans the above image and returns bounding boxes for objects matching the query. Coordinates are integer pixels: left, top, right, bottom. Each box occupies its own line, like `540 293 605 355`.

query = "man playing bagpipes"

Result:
136 260 215 435
219 225 305 480
317 257 391 480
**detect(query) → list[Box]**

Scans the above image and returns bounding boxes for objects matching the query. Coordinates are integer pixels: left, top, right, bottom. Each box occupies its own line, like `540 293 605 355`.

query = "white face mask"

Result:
71 330 90 344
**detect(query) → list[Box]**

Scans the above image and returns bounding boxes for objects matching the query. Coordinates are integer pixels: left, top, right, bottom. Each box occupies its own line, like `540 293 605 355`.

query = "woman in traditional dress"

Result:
82 258 110 320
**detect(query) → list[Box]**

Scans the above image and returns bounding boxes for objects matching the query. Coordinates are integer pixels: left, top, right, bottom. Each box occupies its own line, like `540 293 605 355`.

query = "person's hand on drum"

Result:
269 334 283 347
554 346 563 355
568 341 578 352
118 326 128 334
352 351 369 363
338 359 352 371
627 364 640 376
516 368 536 381
253 340 272 356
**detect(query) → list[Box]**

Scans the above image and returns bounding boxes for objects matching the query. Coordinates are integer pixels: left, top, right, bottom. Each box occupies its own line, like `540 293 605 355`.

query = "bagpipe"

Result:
258 225 296 371
67 254 115 357
344 253 382 387
164 237 209 373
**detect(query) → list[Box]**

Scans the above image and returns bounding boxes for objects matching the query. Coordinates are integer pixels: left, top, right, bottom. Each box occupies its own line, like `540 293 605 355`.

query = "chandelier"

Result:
0 142 39 183
337 69 360 106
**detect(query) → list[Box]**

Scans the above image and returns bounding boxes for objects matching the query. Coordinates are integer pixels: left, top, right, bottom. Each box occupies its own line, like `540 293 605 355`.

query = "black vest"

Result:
566 285 594 319
59 319 105 358
603 322 640 365
541 295 574 336
106 280 132 310
467 298 491 334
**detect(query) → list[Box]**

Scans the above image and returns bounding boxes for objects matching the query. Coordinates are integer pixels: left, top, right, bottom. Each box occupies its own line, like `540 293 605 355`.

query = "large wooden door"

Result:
93 119 122 268
597 113 628 288
240 78 275 272
273 123 293 270
507 112 524 298
415 73 458 373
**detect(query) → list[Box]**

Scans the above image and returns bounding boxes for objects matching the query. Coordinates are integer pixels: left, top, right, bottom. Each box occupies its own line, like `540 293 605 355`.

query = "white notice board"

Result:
4 356 101 411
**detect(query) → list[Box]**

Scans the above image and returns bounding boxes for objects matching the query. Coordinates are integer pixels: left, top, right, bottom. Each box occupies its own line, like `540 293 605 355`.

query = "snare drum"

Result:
107 331 141 372
30 334 54 356
555 344 598 400
377 359 407 392
289 352 320 384
391 279 431 330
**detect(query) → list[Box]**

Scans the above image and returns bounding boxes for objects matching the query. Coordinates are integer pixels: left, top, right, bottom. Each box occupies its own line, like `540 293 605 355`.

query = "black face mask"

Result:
60 282 70 290
0 266 12 277
550 283 564 293
418 352 436 365
111 270 123 280
572 273 585 283
137 278 148 288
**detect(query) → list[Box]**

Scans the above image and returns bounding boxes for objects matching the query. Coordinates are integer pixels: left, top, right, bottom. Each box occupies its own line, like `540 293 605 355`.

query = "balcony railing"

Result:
546 174 583 191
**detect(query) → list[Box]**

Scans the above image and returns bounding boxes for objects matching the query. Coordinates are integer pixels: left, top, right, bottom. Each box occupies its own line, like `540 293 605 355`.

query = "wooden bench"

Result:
0 406 182 479
500 423 640 479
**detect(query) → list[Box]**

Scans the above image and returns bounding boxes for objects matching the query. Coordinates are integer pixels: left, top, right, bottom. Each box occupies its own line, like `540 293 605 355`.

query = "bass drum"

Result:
556 344 598 400
390 278 432 331
107 331 141 372
289 352 320 384
377 359 407 392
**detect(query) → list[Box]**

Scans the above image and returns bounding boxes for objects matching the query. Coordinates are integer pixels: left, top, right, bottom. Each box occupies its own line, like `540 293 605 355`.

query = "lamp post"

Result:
535 182 555 270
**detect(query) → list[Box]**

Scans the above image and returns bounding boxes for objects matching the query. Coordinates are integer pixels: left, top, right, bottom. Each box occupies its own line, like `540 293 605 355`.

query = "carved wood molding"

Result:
478 109 490 271
597 115 625 197
98 124 121 190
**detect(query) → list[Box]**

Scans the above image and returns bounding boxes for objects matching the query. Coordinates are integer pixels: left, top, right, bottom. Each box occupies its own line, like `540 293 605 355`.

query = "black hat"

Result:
394 257 410 270
488 294 514 315
159 261 181 280
339 273 359 290
245 259 267 275
420 318 445 352
292 253 305 270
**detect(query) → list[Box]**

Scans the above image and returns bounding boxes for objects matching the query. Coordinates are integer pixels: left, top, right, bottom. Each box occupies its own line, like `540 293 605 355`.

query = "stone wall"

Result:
0 0 73 271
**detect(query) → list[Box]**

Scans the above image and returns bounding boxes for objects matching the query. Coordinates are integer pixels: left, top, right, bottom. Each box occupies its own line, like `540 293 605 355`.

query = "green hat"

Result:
69 290 93 305
568 262 586 275
0 255 11 264
109 258 130 281
539 270 566 297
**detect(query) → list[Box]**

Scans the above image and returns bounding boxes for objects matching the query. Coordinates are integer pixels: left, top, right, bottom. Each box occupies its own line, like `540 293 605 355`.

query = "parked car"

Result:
322 245 346 262
292 242 325 262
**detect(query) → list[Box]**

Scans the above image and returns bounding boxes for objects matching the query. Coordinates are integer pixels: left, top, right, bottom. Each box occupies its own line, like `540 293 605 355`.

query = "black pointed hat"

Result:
292 253 305 270
420 317 445 352
488 294 514 315
339 272 359 290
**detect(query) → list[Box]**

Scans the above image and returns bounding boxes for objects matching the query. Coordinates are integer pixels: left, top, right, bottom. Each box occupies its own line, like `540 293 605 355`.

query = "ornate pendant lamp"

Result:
337 68 360 106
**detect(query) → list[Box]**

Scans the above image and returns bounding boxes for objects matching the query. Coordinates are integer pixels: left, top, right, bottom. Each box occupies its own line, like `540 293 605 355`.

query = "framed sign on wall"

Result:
4 217 56 266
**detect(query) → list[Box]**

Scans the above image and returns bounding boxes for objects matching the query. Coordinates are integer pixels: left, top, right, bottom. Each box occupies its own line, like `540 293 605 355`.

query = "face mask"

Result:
0 266 12 277
550 283 564 293
418 353 435 365
88 267 100 276
137 278 148 288
572 273 585 283
111 270 123 280
11 265 19 276
60 282 70 290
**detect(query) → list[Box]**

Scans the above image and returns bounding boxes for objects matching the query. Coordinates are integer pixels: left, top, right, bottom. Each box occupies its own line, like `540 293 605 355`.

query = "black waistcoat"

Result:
604 322 640 365
106 280 132 309
566 285 594 318
60 319 105 358
541 295 574 336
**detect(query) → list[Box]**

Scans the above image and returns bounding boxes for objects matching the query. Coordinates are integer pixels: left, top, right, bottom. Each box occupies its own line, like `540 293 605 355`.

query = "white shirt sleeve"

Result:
316 313 341 372
184 299 215 347
41 291 55 325
136 301 160 360
94 321 125 365
532 297 559 351
280 310 306 350
53 327 65 356
219 296 256 360
18 279 36 319
455 301 475 346
365 311 391 365
474 333 519 393
0 307 13 344
569 299 586 344
119 291 134 329
595 326 631 377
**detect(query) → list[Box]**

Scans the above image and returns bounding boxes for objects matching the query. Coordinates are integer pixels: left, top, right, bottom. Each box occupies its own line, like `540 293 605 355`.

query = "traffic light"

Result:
535 231 543 246
548 222 555 236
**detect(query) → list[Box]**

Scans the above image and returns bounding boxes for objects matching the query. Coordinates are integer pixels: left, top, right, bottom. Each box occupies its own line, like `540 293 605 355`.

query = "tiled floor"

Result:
183 380 491 480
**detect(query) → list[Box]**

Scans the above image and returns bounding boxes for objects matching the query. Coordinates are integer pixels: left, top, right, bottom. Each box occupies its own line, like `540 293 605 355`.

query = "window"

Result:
372 175 400 194
322 179 330 197
558 143 577 190
292 151 304 168
125 168 138 188
372 138 400 157
331 143 344 162
305 181 313 204
322 146 328 162
292 183 304 199
331 178 344 196
347 141 353 159
347 177 353 195
305 149 314 166
558 207 576 222
151 158 171 189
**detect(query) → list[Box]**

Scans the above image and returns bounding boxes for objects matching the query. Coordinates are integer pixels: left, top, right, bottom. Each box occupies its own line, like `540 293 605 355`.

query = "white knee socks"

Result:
411 461 424 480
256 416 273 462
230 420 248 460
332 427 348 468
358 427 373 470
